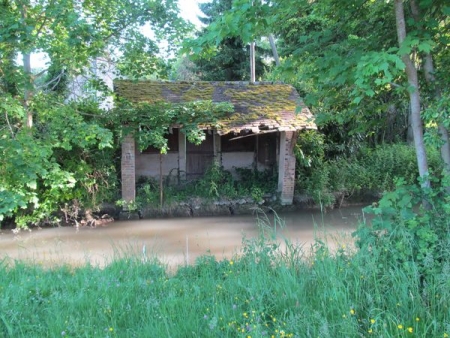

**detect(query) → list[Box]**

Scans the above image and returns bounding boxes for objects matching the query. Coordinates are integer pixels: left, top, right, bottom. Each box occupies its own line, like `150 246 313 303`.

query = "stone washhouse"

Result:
115 80 317 206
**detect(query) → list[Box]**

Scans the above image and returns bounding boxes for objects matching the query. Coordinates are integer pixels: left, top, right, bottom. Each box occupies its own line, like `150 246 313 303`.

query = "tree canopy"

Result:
2 0 450 226
184 0 450 184
0 0 191 225
181 0 269 81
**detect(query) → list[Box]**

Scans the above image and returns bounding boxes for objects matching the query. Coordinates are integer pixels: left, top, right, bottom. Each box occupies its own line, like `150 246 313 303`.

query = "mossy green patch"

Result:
114 80 316 132
182 82 214 101
115 80 164 104
224 85 295 117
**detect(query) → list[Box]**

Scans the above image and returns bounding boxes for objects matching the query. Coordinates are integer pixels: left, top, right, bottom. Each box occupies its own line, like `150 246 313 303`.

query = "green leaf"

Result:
352 96 363 105
417 40 434 53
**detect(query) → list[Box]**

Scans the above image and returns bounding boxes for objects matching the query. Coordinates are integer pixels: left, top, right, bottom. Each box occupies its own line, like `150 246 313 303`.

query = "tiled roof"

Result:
114 80 316 134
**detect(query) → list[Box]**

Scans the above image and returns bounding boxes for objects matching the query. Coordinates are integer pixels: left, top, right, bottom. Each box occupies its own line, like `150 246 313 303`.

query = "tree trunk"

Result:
268 34 280 66
423 54 450 178
410 0 450 184
21 3 34 128
394 0 430 189
23 52 33 128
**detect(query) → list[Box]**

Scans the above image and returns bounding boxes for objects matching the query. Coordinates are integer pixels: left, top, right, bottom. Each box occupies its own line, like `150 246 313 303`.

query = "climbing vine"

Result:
112 99 234 153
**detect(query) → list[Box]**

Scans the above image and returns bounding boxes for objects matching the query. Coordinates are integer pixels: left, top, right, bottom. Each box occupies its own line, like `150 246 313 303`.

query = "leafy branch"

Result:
112 99 234 153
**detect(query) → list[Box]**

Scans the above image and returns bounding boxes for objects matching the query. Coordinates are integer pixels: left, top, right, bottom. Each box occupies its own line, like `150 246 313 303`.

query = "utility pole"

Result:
250 41 256 82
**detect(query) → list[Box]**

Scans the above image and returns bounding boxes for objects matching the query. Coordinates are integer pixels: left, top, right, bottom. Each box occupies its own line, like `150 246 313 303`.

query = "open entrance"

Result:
186 132 214 180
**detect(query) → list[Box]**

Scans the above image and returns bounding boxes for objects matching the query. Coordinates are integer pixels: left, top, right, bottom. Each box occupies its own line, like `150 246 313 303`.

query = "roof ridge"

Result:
114 80 287 86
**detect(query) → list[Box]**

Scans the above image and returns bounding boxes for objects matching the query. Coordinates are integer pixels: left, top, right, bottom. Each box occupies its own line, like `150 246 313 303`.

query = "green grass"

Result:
0 218 449 338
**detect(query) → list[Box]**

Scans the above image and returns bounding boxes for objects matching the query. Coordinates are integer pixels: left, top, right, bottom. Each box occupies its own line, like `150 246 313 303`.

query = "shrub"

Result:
196 161 236 198
354 175 450 283
296 141 443 207
134 162 279 208
135 176 160 207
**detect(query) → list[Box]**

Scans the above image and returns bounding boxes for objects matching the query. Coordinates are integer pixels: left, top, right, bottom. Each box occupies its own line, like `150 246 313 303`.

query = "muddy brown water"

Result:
0 206 368 269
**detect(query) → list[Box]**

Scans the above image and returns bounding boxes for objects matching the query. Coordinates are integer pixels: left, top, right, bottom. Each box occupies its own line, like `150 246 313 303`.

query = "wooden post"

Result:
178 130 187 181
121 135 136 205
159 153 163 208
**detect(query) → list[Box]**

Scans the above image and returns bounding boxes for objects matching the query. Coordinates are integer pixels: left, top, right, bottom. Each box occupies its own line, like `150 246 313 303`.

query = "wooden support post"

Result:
121 134 136 206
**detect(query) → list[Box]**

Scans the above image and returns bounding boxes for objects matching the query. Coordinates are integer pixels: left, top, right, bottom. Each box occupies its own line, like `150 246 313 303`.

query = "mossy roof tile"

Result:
114 80 316 134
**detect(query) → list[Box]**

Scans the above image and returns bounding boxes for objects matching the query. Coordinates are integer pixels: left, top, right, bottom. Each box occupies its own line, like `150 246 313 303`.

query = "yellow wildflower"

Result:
407 327 413 333
350 309 355 315
370 319 375 324
398 324 403 329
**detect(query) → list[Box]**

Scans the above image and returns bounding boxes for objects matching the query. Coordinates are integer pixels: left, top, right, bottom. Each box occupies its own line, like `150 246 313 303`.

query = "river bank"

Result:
119 191 377 219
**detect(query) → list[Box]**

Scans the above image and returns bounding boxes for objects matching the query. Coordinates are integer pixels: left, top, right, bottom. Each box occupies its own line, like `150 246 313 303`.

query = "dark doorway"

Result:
257 133 277 168
186 132 214 180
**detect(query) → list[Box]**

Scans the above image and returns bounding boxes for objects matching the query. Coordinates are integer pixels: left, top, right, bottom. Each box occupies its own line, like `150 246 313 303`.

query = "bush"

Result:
354 175 450 282
196 161 236 198
135 176 160 207
296 141 443 207
0 98 117 228
134 162 279 208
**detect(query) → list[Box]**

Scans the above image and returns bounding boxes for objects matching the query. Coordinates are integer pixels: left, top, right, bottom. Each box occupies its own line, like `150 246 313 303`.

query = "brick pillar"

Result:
277 131 297 205
121 134 136 204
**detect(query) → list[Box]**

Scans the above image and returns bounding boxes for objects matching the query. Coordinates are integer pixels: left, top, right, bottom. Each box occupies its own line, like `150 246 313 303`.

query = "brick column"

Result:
121 134 136 204
277 131 297 205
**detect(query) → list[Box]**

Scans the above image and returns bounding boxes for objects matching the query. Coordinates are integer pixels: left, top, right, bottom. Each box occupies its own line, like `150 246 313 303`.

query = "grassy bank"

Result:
0 215 449 338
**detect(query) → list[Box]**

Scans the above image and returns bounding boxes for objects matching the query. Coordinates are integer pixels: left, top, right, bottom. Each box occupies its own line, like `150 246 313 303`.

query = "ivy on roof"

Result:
112 99 234 153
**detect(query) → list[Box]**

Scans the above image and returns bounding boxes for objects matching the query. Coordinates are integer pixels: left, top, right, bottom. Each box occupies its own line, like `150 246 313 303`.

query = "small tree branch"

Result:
5 111 15 138
389 82 402 88
38 69 65 91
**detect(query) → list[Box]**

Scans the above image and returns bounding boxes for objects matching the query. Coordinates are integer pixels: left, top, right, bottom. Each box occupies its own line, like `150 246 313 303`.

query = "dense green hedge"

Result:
295 131 443 206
